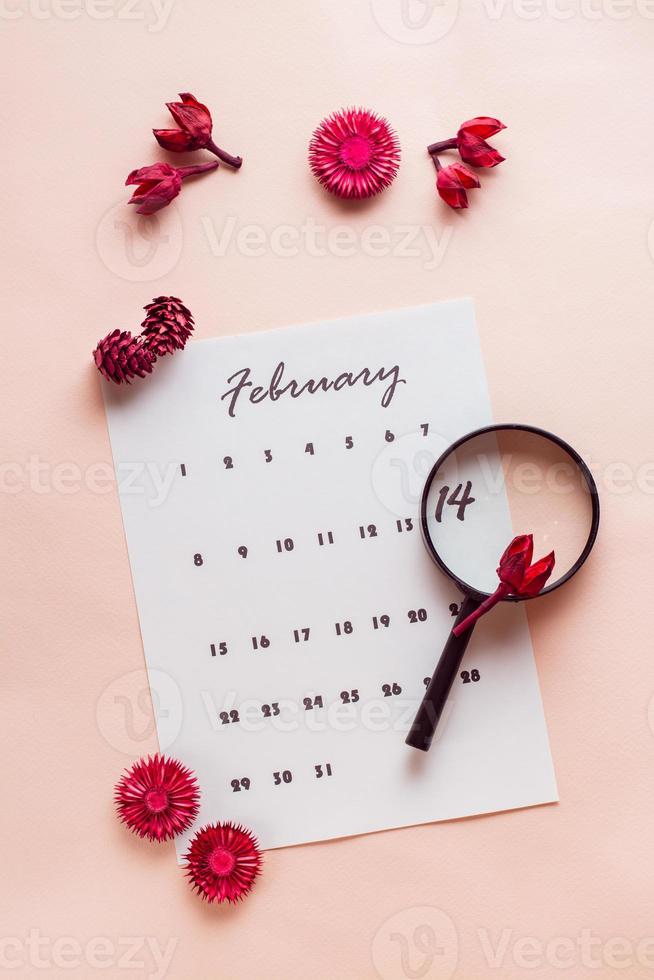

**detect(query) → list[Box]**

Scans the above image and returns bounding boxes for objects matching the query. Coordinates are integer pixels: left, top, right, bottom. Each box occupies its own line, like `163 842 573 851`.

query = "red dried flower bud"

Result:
125 161 218 215
126 163 182 215
155 92 212 151
453 534 556 636
436 161 480 209
154 92 243 169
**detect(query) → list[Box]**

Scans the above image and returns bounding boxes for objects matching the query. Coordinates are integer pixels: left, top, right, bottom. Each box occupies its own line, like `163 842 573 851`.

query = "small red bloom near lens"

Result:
114 754 200 841
126 161 218 215
453 534 555 636
153 92 242 169
309 107 401 200
434 160 480 210
184 822 262 904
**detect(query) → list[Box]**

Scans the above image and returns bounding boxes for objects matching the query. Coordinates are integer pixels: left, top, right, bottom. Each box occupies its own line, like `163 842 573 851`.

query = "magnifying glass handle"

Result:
405 595 481 752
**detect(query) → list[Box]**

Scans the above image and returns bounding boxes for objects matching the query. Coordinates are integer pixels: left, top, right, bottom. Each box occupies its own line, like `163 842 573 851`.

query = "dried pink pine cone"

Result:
140 296 195 358
93 329 155 385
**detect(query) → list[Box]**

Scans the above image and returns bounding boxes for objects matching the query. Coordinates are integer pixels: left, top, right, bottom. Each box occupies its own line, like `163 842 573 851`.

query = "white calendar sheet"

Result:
103 300 558 852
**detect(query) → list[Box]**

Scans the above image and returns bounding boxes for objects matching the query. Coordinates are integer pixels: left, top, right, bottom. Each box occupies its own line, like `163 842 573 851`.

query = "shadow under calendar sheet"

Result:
103 299 558 853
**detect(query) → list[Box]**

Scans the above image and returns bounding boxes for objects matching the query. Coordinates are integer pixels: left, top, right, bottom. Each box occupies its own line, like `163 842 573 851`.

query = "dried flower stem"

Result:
428 138 458 155
205 138 243 169
178 161 220 179
452 582 511 637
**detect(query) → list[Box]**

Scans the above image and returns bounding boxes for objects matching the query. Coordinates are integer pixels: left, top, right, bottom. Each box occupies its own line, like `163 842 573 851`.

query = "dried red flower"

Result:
453 534 556 636
154 92 242 169
427 116 505 197
140 296 194 357
184 822 262 904
434 160 480 210
93 329 155 385
126 161 218 215
115 754 200 842
309 107 401 200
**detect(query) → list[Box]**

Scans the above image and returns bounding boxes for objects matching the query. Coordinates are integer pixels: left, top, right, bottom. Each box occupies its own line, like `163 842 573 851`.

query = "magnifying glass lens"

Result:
424 429 595 595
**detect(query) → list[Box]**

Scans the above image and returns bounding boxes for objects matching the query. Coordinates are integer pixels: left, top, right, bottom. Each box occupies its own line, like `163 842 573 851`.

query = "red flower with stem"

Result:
453 534 555 636
184 822 262 904
115 754 200 841
309 107 401 200
428 116 506 169
125 161 218 215
154 92 243 169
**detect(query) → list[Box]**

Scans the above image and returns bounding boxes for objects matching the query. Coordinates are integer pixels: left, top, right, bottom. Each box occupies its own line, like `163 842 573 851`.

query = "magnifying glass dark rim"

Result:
419 422 600 603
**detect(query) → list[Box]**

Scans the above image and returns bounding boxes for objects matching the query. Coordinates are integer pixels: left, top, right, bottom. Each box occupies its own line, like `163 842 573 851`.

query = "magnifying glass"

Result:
406 423 600 752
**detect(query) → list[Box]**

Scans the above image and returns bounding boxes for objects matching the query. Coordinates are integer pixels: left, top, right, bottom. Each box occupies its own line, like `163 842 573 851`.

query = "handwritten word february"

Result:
221 361 406 418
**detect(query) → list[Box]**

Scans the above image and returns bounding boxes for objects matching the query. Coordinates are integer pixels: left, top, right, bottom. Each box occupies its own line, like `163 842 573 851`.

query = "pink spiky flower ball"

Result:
184 822 262 904
309 107 401 200
114 754 200 842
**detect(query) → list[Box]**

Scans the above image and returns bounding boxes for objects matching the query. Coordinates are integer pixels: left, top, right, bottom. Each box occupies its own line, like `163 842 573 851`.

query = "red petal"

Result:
153 128 194 152
517 552 556 597
458 116 506 138
449 162 480 189
126 162 175 185
458 132 505 168
499 534 534 568
497 534 533 591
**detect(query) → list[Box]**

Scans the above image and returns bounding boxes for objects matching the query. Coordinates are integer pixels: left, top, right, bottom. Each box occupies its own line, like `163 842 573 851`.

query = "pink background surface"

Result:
3 2 654 977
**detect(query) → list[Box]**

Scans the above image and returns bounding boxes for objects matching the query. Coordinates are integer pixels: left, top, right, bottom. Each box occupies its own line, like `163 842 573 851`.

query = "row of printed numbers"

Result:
218 668 482 728
180 423 433 477
230 763 333 793
191 484 473 568
209 603 450 658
